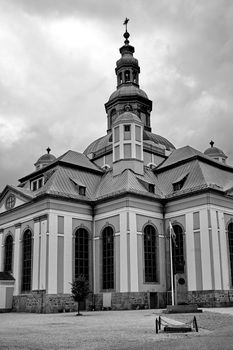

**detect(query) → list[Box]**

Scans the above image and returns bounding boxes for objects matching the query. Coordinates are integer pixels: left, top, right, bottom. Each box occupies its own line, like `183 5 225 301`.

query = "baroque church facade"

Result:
0 27 233 312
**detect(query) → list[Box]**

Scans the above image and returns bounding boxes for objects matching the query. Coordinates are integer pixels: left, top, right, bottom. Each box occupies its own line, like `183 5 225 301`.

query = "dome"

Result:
83 128 175 157
113 111 142 125
83 134 112 156
109 85 148 101
34 147 56 169
143 130 175 151
204 141 227 159
116 55 139 68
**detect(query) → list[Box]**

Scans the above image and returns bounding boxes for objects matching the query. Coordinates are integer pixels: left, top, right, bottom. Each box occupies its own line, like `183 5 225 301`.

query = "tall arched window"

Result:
102 226 114 289
75 228 89 280
228 223 233 286
144 225 157 282
172 225 185 274
22 229 32 292
4 235 13 272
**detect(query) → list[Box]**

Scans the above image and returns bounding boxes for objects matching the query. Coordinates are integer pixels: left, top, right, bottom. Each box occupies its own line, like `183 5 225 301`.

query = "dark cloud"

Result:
0 0 233 189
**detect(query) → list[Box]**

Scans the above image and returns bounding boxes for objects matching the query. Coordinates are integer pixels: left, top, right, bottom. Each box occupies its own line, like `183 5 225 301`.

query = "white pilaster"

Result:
0 232 3 271
120 211 128 292
13 225 21 295
210 209 222 289
185 213 196 291
218 211 230 289
47 213 58 294
63 216 72 293
200 209 212 290
32 220 40 290
129 211 139 292
39 218 47 290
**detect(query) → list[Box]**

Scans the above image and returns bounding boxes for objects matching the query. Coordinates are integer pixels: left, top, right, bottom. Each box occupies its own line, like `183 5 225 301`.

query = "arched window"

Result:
102 226 114 289
172 225 185 274
22 229 32 292
125 70 130 83
228 223 233 286
75 228 89 280
4 235 13 272
144 225 158 282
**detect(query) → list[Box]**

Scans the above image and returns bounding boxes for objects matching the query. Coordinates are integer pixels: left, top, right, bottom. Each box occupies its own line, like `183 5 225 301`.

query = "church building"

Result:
0 24 233 312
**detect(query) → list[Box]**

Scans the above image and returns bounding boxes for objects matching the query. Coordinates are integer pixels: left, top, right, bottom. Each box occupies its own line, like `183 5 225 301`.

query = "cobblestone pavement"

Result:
0 308 233 350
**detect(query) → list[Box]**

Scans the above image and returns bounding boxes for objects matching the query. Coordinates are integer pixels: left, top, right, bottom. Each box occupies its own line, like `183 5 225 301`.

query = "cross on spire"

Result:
123 17 129 32
210 140 214 148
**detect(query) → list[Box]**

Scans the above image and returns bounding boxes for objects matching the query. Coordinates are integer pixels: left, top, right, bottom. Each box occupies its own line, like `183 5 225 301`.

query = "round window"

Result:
5 194 16 210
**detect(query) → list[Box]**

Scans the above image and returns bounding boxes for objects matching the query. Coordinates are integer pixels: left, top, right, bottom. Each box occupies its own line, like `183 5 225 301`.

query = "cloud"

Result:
0 0 233 189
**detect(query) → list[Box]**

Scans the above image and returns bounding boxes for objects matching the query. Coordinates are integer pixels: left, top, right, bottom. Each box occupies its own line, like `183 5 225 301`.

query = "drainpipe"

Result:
162 201 168 305
91 204 95 310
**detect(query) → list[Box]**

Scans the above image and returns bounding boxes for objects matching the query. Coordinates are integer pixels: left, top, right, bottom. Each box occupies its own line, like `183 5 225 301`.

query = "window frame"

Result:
102 226 114 290
4 235 13 272
22 229 33 293
228 222 233 286
144 225 158 283
75 228 89 280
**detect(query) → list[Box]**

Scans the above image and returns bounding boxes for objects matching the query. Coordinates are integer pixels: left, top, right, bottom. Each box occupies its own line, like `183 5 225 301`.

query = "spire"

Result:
123 18 130 44
104 20 152 133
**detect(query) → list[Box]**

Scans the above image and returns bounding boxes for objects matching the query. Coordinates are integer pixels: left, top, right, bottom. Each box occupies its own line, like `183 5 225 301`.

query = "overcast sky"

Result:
0 0 233 189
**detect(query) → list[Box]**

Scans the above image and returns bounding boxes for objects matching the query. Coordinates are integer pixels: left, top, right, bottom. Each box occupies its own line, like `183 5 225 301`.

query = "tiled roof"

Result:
83 134 112 156
57 150 102 172
36 166 102 200
157 160 206 196
157 146 204 170
94 168 163 200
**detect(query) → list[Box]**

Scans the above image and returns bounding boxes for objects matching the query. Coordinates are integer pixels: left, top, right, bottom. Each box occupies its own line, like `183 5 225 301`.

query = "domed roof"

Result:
143 130 175 151
116 55 138 68
84 128 175 157
35 147 56 167
83 134 112 156
109 85 148 101
113 111 142 125
204 141 227 158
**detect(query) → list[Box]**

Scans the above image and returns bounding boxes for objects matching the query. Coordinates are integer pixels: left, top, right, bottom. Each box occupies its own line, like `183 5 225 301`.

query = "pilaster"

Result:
13 224 21 295
120 211 128 292
63 216 72 293
39 216 47 290
47 213 58 294
129 211 139 292
218 211 230 289
210 209 222 289
32 218 40 290
200 209 212 290
185 213 196 291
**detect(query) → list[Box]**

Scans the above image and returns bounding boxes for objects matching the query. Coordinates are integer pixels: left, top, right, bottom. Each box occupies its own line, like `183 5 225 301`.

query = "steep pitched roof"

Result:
156 146 204 170
94 168 163 200
19 150 102 183
35 166 102 201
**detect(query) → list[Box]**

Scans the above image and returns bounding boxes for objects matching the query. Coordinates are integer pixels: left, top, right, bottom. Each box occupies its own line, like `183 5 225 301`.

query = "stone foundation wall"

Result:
13 290 93 313
12 289 233 313
185 290 233 307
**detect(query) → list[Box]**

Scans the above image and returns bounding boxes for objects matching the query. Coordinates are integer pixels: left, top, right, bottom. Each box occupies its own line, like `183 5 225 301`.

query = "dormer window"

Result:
79 186 86 196
31 177 44 191
173 173 188 192
148 184 155 193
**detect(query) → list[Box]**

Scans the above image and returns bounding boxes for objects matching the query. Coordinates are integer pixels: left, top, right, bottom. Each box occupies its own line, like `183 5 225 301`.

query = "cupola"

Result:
105 18 152 133
112 106 144 176
204 141 227 164
34 147 56 170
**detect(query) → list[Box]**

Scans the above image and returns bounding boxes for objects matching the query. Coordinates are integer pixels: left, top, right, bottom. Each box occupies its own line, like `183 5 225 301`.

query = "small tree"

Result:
70 275 90 316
